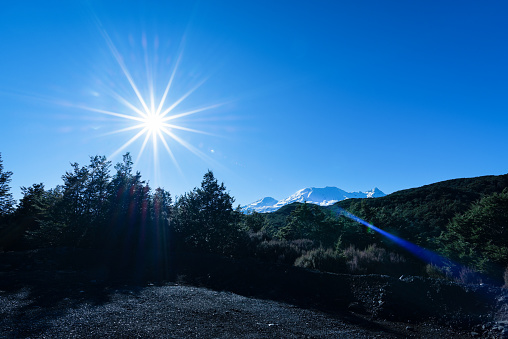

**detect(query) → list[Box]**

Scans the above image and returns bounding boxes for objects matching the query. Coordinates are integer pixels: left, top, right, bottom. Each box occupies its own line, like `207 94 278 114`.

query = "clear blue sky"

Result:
1 1 507 206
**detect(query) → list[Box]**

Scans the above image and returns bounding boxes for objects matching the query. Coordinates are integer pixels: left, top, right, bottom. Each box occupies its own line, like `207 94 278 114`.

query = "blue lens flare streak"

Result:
334 207 451 268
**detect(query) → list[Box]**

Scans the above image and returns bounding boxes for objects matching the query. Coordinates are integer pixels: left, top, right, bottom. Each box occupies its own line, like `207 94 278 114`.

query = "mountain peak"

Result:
242 186 385 213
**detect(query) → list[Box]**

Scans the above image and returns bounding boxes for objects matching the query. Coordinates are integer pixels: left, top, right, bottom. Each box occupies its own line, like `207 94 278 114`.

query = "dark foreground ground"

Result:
1 249 507 338
0 282 486 338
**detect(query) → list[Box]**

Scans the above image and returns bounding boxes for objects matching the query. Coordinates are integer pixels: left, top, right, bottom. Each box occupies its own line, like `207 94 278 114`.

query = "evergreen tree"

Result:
58 161 91 245
23 185 64 248
150 187 173 271
441 189 508 281
0 153 14 217
85 155 111 224
14 183 47 234
277 203 339 247
152 188 172 235
173 170 242 254
106 153 152 252
241 211 268 233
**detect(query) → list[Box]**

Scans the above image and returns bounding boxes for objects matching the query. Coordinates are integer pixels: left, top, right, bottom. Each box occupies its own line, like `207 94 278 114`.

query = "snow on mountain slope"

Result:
242 187 385 213
242 197 279 213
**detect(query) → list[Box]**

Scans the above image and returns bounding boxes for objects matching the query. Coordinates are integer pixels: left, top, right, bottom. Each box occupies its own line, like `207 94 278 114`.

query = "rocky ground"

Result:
0 249 507 338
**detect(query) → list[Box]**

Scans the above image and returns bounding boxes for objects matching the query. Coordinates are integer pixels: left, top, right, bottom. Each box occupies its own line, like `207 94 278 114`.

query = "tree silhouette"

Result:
173 170 242 254
0 153 14 218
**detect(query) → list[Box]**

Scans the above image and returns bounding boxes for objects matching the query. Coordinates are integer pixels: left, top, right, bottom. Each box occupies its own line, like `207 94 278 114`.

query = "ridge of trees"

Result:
1 152 508 285
259 173 508 283
0 153 242 258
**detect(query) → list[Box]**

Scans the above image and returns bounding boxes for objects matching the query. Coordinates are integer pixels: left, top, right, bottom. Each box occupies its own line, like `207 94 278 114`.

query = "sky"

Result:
1 1 507 206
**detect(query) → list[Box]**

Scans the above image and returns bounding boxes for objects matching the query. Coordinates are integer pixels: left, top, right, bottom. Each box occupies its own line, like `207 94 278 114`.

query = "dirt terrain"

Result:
0 249 507 338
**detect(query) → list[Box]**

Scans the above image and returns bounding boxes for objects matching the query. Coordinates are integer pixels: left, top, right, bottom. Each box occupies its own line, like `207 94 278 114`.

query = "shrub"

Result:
294 247 346 273
290 238 316 252
425 264 452 280
504 266 508 288
247 231 270 245
456 266 483 285
342 244 408 276
255 239 314 265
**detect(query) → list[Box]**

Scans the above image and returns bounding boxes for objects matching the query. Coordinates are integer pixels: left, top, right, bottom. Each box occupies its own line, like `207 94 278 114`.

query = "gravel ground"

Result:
0 280 479 338
0 249 502 338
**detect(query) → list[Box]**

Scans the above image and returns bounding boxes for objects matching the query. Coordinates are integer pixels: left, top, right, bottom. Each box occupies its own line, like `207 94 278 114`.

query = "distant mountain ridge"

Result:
242 186 385 213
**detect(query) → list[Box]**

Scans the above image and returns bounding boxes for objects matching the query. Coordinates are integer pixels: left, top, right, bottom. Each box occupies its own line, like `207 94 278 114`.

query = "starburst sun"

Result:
78 29 223 175
144 112 165 133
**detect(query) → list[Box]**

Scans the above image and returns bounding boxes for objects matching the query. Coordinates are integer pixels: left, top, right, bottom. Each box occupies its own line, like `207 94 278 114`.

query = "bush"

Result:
254 239 315 265
456 266 483 285
342 244 408 276
294 247 346 273
504 266 508 288
424 264 452 280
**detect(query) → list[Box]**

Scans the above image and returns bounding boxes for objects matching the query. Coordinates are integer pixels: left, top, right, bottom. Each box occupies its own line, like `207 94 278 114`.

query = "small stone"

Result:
348 302 365 313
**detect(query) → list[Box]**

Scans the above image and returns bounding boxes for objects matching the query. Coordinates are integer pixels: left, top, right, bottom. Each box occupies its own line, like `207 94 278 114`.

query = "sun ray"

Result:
162 103 224 122
109 127 149 159
142 33 156 116
157 128 183 175
101 124 145 137
75 105 146 122
155 52 183 115
159 77 208 118
105 88 149 118
161 128 214 164
135 132 153 165
101 29 151 115
163 123 217 136
152 129 158 170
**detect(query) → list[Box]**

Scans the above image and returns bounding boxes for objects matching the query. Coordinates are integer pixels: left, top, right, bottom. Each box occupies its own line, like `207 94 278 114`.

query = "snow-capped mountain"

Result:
242 187 385 213
243 197 279 211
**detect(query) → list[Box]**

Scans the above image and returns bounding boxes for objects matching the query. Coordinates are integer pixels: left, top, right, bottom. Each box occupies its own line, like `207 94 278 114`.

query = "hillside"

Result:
333 173 508 248
257 173 508 285
263 174 508 245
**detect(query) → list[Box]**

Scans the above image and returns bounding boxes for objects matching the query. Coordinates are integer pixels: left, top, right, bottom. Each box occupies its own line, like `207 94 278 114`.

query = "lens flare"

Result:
332 207 451 268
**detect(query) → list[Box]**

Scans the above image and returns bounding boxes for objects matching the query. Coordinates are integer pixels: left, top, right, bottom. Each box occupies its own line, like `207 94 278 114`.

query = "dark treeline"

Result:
1 152 508 286
0 153 244 257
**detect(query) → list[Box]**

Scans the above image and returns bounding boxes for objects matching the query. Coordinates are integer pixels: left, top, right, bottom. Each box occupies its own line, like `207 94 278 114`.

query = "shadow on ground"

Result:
0 248 504 337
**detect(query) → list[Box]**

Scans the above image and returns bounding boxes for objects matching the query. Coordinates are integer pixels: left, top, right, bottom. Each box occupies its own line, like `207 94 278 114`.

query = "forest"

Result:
1 152 508 286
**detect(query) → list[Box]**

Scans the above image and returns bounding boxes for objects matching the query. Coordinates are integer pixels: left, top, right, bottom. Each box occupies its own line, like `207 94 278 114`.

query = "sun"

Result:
76 28 224 174
144 112 165 134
